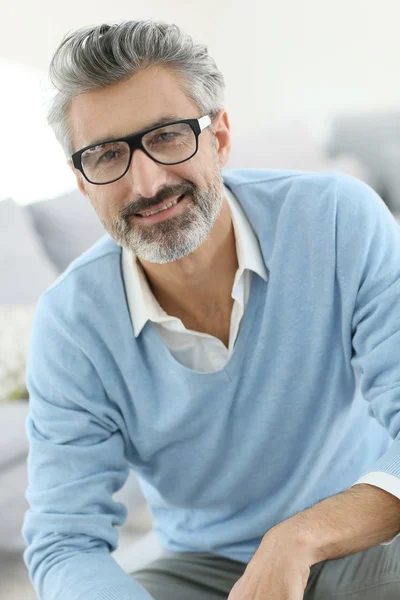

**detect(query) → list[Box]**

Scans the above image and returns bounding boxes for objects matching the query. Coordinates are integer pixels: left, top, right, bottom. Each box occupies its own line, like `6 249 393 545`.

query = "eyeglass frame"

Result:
70 114 212 185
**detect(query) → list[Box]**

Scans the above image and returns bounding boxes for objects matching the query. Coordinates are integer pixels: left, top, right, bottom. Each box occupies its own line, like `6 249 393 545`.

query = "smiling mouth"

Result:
135 194 186 218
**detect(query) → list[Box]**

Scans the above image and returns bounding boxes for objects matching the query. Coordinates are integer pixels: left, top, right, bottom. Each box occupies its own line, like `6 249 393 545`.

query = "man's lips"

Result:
135 193 185 216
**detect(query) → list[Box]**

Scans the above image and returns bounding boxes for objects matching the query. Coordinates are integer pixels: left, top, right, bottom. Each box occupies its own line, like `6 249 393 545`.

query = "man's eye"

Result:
153 132 179 143
99 150 118 162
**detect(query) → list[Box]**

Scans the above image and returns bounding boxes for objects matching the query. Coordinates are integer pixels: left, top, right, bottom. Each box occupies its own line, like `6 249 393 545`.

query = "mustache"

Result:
120 184 195 220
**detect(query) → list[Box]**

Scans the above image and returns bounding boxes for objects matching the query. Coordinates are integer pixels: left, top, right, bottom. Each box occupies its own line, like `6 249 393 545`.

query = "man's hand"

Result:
228 524 315 599
228 483 400 598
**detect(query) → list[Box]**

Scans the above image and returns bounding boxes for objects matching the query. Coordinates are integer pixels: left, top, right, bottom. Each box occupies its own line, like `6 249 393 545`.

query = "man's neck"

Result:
138 198 239 322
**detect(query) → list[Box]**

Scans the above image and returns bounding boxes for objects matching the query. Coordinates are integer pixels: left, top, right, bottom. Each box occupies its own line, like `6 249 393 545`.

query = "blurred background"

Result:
1 1 400 598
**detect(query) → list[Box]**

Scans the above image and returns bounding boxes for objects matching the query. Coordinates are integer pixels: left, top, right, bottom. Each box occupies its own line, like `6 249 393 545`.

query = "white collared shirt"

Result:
122 185 268 372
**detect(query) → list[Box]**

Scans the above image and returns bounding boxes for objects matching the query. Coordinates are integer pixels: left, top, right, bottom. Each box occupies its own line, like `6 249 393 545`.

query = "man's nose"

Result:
126 148 170 198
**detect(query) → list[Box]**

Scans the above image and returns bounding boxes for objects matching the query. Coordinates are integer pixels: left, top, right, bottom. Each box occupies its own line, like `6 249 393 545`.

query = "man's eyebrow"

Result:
88 114 182 147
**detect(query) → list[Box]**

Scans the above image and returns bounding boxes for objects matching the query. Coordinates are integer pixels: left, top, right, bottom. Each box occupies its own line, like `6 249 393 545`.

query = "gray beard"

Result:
103 167 224 264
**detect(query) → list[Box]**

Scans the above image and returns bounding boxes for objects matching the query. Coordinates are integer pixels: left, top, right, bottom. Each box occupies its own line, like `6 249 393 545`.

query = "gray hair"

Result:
47 21 225 157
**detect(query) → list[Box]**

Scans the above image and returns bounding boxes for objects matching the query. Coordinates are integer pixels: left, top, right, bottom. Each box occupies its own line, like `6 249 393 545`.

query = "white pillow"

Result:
27 189 106 272
0 305 35 401
0 199 58 304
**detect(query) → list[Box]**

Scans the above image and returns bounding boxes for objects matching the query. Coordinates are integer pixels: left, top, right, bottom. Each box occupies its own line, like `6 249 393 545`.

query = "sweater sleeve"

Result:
335 175 400 482
22 295 154 600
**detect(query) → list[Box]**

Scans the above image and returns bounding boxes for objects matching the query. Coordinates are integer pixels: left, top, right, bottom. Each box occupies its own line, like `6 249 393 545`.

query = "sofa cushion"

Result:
226 121 374 189
0 401 30 552
0 199 58 304
26 189 106 272
327 111 400 207
226 120 327 171
0 400 29 465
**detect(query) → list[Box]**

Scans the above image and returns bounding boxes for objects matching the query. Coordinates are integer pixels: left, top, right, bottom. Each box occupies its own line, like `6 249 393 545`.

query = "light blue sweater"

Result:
23 170 400 600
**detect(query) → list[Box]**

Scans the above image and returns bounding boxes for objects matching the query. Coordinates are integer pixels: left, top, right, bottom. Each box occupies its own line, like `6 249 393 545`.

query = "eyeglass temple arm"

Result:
198 115 212 131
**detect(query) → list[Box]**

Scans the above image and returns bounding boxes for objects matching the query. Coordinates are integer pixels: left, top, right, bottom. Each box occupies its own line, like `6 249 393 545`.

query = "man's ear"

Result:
211 109 231 168
68 160 88 198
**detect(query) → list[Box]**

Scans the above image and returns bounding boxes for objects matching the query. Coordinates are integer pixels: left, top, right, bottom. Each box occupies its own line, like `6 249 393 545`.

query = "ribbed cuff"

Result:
367 440 400 477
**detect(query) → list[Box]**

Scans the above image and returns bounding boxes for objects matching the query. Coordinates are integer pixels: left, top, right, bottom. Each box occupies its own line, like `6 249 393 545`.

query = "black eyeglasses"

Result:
71 115 212 185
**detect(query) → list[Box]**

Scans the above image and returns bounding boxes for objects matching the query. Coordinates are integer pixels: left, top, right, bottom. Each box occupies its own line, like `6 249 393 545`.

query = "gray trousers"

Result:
130 537 400 599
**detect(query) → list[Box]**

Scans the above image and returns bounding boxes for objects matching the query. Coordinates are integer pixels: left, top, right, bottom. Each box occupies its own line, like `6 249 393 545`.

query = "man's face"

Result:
69 67 230 263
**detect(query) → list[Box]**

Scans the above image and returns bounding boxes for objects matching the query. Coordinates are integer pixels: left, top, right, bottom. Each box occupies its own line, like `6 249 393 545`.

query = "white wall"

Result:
3 0 400 118
2 0 400 202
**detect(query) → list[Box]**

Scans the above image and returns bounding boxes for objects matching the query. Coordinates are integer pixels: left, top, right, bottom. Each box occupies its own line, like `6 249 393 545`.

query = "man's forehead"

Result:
86 114 184 147
69 68 196 151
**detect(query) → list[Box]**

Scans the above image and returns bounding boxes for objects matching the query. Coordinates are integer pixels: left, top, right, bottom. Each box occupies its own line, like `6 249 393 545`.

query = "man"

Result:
22 20 400 600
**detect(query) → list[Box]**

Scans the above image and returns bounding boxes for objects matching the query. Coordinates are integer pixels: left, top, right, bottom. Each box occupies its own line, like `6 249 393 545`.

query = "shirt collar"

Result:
122 184 268 338
224 184 268 288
